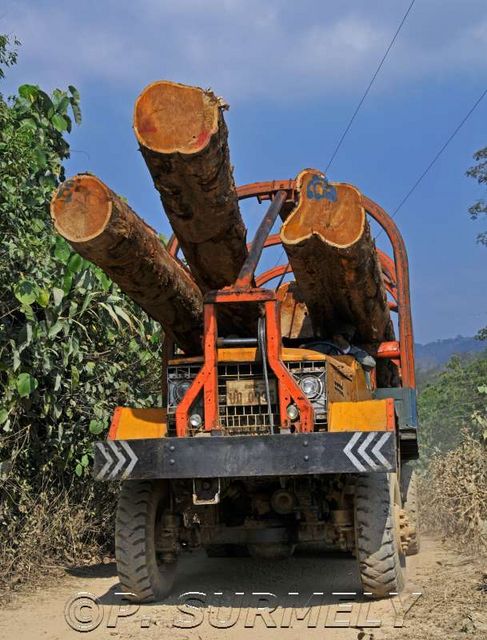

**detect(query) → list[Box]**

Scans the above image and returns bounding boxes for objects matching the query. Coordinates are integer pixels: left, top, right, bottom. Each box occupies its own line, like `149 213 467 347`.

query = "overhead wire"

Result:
266 0 415 285
271 1 416 290
374 87 487 240
392 87 487 219
325 0 416 173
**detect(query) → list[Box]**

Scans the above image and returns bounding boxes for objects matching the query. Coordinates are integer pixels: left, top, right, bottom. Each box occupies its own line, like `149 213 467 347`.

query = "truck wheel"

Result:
401 466 420 556
354 473 405 598
115 479 177 602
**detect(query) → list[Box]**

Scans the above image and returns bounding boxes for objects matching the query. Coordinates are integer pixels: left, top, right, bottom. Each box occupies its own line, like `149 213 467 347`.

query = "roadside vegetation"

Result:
0 36 161 597
418 353 487 457
415 139 487 554
420 431 487 553
418 348 487 553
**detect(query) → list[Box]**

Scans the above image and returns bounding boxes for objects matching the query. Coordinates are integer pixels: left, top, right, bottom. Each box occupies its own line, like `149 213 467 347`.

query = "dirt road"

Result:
1 536 485 640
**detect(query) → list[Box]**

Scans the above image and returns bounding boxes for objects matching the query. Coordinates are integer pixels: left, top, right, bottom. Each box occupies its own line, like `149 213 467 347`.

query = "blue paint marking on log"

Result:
306 175 337 202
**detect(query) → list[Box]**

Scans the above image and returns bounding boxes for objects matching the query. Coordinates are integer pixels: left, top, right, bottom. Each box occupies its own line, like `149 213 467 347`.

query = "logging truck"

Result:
51 81 420 602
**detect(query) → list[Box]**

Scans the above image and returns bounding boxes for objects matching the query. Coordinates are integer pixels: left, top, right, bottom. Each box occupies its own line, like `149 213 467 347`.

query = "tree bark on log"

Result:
280 169 394 344
51 174 203 354
133 80 248 293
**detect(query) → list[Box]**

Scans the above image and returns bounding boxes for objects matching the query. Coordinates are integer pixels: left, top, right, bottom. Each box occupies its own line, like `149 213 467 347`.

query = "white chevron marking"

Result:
357 432 379 469
371 432 392 470
120 441 138 478
344 432 366 472
95 443 113 480
108 440 126 479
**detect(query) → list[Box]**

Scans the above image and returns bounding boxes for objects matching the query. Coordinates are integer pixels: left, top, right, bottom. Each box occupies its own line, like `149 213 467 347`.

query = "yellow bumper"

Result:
328 398 395 432
109 407 167 440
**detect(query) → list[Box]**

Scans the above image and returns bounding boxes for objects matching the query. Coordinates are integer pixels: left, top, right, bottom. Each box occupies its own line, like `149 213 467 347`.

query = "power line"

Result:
325 0 416 173
391 87 487 219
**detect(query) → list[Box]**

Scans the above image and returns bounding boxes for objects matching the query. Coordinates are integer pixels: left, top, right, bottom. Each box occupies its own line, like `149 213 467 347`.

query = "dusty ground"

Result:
0 536 485 640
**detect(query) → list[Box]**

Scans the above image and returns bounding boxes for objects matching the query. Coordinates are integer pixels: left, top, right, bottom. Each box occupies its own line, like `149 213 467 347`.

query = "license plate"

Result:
226 379 277 406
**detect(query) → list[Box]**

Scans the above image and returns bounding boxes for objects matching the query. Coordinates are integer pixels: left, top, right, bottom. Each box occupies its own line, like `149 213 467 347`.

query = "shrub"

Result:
420 432 487 553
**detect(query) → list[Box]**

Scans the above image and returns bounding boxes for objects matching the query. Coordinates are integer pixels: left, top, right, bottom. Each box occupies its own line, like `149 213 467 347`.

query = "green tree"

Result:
466 146 487 246
418 352 487 460
0 34 19 78
0 36 161 590
466 146 487 340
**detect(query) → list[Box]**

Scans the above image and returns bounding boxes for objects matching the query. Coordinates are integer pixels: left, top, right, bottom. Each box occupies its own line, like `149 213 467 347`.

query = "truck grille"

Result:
218 362 278 435
167 359 327 435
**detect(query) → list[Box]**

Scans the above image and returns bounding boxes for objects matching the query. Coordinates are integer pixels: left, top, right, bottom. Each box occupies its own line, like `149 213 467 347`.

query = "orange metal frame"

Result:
169 180 416 437
175 288 314 437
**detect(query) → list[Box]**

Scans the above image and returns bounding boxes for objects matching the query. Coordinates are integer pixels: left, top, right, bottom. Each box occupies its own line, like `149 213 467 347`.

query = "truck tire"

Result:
115 479 177 602
401 466 420 556
354 473 405 598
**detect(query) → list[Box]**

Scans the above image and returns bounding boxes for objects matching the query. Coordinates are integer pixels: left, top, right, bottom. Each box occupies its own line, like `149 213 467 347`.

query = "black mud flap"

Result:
93 431 397 481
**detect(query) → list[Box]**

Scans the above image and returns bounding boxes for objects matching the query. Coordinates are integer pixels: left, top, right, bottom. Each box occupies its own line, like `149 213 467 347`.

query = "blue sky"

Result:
1 0 486 343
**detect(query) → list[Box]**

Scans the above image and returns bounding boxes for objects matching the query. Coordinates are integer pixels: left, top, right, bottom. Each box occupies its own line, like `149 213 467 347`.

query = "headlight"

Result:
189 413 202 428
173 380 192 402
286 404 299 421
299 375 322 399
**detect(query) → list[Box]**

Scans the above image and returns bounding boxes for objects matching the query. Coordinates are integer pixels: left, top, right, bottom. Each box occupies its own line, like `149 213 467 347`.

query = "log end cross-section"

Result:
281 168 393 344
282 169 366 249
133 80 220 156
51 174 203 354
277 281 314 340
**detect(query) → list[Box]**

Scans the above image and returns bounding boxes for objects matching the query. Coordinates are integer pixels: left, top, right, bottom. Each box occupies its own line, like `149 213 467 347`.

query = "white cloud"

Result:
2 0 487 101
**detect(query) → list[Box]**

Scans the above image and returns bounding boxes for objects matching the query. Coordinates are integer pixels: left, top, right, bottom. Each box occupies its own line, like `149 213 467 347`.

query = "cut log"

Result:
133 80 248 293
51 174 203 354
280 169 394 344
277 281 313 340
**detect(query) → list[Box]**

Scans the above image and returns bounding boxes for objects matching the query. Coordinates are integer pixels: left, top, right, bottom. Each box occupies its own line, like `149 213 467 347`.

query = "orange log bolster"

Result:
108 407 167 440
328 399 395 432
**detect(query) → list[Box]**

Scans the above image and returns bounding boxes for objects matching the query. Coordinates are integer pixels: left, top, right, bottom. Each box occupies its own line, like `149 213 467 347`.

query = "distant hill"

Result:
415 336 486 372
